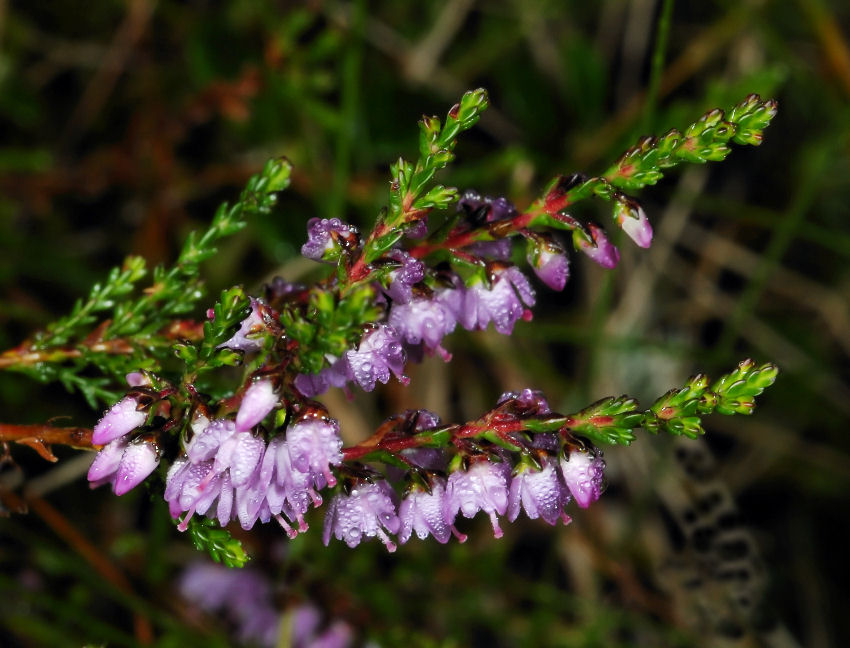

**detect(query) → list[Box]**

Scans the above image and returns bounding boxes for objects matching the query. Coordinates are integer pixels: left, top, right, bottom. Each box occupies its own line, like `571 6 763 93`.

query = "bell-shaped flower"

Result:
560 448 605 509
323 480 401 551
459 266 535 335
398 479 466 544
388 294 458 360
507 457 571 526
286 416 343 487
92 396 147 445
301 217 359 263
346 324 408 391
383 249 425 304
615 200 653 248
444 459 511 538
574 223 620 269
112 438 160 496
88 437 130 488
527 238 570 291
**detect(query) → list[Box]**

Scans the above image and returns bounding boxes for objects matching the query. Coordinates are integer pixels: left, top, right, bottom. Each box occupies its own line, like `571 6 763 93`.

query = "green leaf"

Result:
185 517 250 568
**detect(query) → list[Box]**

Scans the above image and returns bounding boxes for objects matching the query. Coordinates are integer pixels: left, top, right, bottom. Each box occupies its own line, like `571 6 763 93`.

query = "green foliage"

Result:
174 285 251 375
185 518 250 568
565 396 644 446
644 360 779 438
605 95 778 190
386 89 488 228
281 284 383 374
3 158 292 405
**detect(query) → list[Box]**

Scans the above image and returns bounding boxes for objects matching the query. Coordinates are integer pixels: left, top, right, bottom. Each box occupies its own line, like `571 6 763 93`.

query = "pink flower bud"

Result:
113 438 160 495
92 396 147 445
574 224 620 269
235 380 278 431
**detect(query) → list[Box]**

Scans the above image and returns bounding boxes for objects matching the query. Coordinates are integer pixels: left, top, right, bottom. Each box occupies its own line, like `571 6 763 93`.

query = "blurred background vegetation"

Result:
1 1 848 646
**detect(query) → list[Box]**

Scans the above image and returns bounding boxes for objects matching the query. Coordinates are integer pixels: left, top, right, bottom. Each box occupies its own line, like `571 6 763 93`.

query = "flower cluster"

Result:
163 380 343 537
87 373 160 495
75 91 779 564
322 396 605 552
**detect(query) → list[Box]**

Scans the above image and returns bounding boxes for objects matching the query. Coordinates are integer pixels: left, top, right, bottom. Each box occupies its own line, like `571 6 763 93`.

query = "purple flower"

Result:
218 298 268 353
346 324 408 391
112 438 160 495
92 396 147 445
256 435 323 537
323 480 401 551
286 416 343 487
388 295 457 360
301 217 359 262
527 240 570 291
294 356 352 398
165 457 232 530
459 266 535 335
383 249 425 304
507 458 571 526
575 223 620 269
615 201 653 248
560 449 605 509
398 479 466 544
444 459 510 538
88 438 128 488
236 379 278 431
497 388 551 414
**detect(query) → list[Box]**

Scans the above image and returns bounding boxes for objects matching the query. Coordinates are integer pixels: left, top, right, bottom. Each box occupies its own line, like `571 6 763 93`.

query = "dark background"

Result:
1 1 848 646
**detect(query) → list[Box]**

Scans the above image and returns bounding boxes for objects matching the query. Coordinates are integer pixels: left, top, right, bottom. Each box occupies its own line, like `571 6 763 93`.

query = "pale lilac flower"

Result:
398 479 465 544
301 217 359 262
444 459 511 538
185 419 237 464
346 324 408 391
527 240 570 291
218 298 267 353
507 458 571 526
286 417 343 487
383 249 425 304
88 437 129 488
236 379 278 431
615 201 653 248
92 396 147 445
388 295 457 360
256 435 323 537
112 438 160 496
323 480 400 551
575 223 620 268
459 266 535 335
560 449 605 509
165 457 230 529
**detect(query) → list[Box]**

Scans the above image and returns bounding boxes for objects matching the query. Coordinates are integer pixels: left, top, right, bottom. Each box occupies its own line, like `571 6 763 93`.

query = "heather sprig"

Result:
0 158 292 406
0 91 780 565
